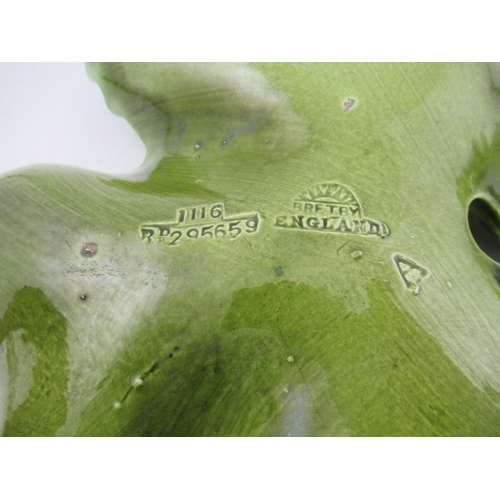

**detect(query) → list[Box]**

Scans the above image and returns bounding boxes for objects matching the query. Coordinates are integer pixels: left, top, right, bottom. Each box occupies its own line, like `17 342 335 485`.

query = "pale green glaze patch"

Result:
6 328 37 414
87 62 308 172
0 287 68 436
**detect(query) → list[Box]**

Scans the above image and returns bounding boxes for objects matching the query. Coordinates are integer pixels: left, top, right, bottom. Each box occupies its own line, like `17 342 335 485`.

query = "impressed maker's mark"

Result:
141 203 260 246
275 182 390 238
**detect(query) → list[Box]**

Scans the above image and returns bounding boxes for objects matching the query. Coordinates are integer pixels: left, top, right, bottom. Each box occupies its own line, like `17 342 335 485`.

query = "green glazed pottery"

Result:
1 62 500 436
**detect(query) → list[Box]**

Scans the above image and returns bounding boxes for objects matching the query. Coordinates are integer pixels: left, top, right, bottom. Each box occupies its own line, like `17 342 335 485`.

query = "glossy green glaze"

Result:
1 63 500 436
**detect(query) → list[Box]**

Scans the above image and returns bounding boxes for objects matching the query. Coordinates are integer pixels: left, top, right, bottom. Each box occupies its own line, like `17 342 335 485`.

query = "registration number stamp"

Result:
141 203 260 246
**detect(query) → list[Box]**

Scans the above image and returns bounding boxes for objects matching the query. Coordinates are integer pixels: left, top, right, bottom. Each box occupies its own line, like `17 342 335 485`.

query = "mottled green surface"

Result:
0 287 68 436
2 63 500 436
76 278 500 436
224 280 500 436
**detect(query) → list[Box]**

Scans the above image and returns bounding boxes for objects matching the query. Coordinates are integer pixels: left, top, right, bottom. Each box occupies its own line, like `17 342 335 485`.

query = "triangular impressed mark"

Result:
393 254 430 295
